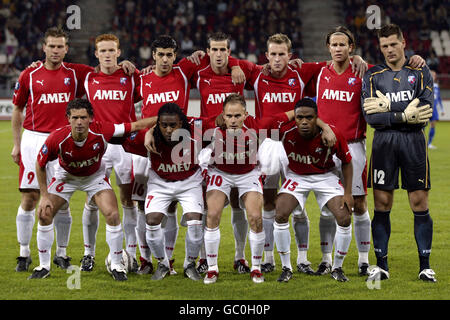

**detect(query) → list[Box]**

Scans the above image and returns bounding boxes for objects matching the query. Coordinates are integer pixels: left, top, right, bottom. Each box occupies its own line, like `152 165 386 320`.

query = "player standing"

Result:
132 35 204 274
274 98 353 282
11 27 93 272
314 26 371 276
191 32 260 274
427 70 445 149
202 94 294 284
82 34 140 271
244 34 327 273
124 103 211 281
362 24 436 282
30 98 156 280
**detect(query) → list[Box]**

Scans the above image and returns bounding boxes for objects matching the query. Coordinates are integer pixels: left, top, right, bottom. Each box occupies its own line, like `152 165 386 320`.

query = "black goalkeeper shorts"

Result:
368 129 430 191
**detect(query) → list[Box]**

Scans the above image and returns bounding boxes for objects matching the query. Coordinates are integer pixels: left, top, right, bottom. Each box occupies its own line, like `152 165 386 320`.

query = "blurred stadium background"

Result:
0 0 449 116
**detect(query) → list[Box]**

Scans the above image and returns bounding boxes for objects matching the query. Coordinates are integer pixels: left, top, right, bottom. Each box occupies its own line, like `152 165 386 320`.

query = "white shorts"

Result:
19 129 57 189
103 144 132 185
206 167 263 208
263 172 282 190
333 140 367 196
258 139 286 190
279 168 344 214
131 154 150 201
48 164 112 205
145 168 204 226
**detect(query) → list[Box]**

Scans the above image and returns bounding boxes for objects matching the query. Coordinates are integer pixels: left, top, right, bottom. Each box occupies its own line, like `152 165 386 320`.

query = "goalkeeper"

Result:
361 24 436 283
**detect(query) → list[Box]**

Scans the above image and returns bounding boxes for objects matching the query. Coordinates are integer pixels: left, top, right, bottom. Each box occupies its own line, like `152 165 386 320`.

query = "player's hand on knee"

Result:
37 196 54 221
340 193 354 214
363 90 391 114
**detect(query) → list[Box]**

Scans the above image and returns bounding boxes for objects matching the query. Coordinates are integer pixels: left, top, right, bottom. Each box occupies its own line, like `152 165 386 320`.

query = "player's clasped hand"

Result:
363 90 391 114
403 99 433 124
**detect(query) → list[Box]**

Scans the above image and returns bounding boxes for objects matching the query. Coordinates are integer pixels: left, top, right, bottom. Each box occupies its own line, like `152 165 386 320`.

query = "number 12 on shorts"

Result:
373 169 385 185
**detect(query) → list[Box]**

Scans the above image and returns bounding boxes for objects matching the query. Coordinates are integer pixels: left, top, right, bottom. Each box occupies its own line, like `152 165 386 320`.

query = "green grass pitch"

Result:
0 120 449 301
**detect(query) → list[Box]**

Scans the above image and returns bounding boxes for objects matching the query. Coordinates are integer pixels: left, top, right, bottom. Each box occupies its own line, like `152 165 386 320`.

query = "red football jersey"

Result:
84 69 140 123
281 124 351 175
13 62 93 132
209 113 289 174
315 62 367 141
37 121 131 176
193 60 260 118
122 123 201 181
139 58 200 118
248 63 325 118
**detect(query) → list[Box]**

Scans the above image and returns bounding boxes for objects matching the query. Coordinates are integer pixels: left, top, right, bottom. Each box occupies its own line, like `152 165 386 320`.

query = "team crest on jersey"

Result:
130 132 138 140
15 81 20 90
64 77 71 86
120 77 127 85
315 147 322 153
42 144 48 155
93 142 100 150
288 78 297 87
348 77 356 85
408 75 416 85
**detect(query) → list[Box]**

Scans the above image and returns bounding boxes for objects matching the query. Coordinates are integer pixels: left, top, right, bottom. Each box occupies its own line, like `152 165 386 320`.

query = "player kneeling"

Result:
274 98 354 283
202 94 299 284
123 103 205 281
30 99 156 281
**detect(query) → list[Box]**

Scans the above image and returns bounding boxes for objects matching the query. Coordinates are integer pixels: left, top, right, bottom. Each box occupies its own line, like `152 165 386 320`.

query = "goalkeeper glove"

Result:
363 90 391 114
403 99 433 124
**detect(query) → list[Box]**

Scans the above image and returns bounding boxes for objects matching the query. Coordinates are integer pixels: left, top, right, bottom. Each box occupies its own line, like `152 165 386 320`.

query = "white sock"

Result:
319 214 336 264
146 223 168 266
262 210 275 264
37 223 54 270
184 220 203 268
16 206 35 257
54 206 72 257
274 221 292 270
231 207 248 260
248 229 265 271
293 214 310 264
353 211 371 265
82 203 99 256
164 213 179 260
204 226 220 271
105 223 124 269
199 211 207 260
122 205 137 259
333 225 352 270
136 208 150 261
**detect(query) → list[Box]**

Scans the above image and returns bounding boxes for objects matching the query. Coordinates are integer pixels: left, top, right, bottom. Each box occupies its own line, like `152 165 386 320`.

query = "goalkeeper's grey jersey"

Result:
361 61 433 131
